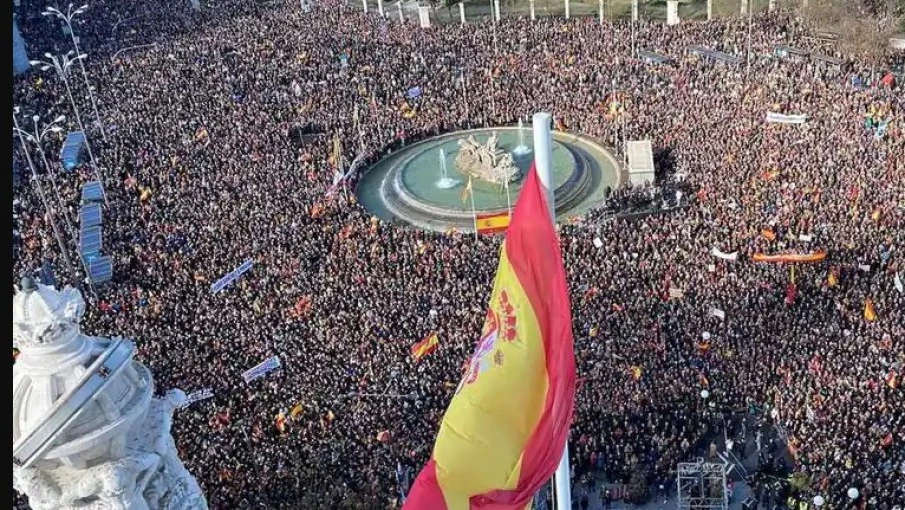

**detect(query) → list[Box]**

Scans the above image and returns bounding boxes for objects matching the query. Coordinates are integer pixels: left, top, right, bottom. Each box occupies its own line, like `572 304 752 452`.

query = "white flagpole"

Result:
532 111 571 510
468 177 479 240
504 178 512 218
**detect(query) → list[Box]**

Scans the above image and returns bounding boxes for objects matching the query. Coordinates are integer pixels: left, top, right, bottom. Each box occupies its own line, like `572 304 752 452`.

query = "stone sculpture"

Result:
455 132 519 185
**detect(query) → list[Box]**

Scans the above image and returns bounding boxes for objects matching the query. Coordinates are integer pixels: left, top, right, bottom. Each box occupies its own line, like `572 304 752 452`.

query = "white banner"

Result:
766 112 809 124
711 247 739 261
895 272 904 294
709 308 726 320
242 356 282 383
798 234 813 242
180 388 214 408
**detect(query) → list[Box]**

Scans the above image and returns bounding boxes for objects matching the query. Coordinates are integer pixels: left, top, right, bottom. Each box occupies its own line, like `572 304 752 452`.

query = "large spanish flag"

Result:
476 211 511 235
403 165 576 510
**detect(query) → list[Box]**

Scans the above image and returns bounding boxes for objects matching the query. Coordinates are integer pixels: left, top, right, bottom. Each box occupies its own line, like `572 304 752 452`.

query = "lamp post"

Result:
457 69 470 126
42 4 107 143
745 0 753 76
14 114 78 240
12 108 78 288
30 51 106 205
234 419 269 507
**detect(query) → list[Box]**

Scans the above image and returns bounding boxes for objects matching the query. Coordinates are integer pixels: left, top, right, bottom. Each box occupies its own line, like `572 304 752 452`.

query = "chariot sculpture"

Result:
455 132 519 185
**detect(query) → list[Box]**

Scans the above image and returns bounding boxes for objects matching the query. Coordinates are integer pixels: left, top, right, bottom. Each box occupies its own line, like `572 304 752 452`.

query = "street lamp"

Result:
13 107 79 289
42 3 107 142
14 114 78 240
30 51 106 204
233 419 270 507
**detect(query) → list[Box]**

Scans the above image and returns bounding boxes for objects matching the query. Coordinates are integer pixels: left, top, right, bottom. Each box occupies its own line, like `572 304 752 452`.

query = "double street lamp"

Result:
13 108 78 288
30 51 106 204
14 114 78 239
42 3 108 142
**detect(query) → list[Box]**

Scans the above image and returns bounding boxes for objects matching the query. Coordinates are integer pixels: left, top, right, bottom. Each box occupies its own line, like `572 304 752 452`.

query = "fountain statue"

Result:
435 148 459 189
455 132 519 185
511 119 531 156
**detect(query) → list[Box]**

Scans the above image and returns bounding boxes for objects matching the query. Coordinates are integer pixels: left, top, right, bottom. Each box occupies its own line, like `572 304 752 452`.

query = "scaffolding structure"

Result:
676 459 728 510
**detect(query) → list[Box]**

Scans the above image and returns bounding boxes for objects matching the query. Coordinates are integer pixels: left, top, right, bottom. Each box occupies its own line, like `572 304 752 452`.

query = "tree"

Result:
807 0 902 64
444 0 462 19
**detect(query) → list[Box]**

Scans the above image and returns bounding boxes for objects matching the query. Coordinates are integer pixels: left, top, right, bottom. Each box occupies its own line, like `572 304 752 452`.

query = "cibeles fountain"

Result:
357 123 622 232
12 277 207 510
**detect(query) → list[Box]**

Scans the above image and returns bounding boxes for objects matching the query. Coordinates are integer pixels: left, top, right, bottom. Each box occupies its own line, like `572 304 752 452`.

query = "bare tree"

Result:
807 0 902 64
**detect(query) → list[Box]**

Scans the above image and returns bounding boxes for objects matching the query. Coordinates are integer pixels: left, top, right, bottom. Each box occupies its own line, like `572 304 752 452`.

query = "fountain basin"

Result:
357 127 622 232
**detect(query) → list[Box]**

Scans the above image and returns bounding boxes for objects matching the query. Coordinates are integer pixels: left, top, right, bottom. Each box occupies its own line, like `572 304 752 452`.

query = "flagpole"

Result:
532 111 571 510
504 178 512 218
468 176 479 240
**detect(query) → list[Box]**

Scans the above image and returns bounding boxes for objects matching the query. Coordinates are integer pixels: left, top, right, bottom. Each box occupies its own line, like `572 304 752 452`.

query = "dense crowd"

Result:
12 1 904 509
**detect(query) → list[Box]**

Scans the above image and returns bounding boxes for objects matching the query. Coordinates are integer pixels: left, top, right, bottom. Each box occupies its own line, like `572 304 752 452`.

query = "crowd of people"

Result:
12 1 903 508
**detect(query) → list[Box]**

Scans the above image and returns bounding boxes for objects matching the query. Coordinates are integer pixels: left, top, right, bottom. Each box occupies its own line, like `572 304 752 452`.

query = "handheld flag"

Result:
630 366 643 380
827 269 838 288
864 299 877 322
411 333 440 361
476 212 511 235
403 165 576 510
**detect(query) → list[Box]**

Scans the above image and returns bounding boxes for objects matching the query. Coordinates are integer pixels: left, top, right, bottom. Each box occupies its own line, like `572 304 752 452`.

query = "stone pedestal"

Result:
12 278 207 510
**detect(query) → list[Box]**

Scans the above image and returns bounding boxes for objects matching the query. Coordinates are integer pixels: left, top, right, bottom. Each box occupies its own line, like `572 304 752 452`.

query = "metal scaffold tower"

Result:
676 459 728 510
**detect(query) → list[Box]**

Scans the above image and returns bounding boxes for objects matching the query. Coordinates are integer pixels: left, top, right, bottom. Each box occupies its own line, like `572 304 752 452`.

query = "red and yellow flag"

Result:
404 165 576 510
864 299 878 322
751 251 827 263
476 212 511 235
630 366 643 380
411 333 440 361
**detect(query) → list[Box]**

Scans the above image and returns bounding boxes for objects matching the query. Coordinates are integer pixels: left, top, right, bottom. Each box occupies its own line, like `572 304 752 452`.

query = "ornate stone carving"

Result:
455 132 519 185
12 277 86 349
12 278 207 510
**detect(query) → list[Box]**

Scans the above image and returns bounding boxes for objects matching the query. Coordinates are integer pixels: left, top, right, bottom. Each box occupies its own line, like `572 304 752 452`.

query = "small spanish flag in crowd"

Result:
864 299 878 322
827 269 839 287
630 365 643 380
761 229 776 241
411 333 440 361
275 412 287 434
290 403 305 420
403 165 575 510
476 212 511 235
886 371 898 389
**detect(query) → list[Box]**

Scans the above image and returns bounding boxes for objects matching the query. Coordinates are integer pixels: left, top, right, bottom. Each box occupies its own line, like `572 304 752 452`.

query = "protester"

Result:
12 1 903 508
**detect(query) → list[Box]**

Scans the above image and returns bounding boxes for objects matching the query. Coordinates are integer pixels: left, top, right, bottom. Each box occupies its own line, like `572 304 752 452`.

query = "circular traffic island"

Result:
357 127 622 232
